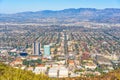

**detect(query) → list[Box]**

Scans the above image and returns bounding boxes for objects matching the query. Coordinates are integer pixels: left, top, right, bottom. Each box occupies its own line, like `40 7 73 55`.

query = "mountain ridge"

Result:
0 8 120 23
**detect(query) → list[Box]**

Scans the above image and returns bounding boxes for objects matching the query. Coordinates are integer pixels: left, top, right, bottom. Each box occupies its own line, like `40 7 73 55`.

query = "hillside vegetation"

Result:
60 70 120 80
0 63 120 80
0 63 54 80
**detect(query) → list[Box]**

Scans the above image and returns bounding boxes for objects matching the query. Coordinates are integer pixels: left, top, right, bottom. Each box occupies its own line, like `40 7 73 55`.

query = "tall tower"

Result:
32 42 40 55
44 45 50 56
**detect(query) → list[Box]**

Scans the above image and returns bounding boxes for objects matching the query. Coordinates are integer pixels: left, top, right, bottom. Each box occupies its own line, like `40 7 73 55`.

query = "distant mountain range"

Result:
0 8 120 23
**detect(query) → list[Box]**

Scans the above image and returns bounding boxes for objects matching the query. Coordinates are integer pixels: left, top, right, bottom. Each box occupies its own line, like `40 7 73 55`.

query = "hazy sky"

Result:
0 0 120 13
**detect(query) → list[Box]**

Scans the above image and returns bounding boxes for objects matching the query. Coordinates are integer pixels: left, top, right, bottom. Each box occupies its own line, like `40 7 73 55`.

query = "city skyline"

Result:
0 0 120 13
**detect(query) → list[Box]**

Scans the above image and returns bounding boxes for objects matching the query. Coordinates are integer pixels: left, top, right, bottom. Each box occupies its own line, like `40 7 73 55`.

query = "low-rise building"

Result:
27 67 34 71
96 55 112 66
59 67 68 78
10 58 22 66
84 62 97 70
48 68 58 78
29 55 41 60
33 64 47 74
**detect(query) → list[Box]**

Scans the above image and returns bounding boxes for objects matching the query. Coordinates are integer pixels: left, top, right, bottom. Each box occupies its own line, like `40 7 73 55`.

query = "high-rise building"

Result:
44 45 50 56
32 42 40 55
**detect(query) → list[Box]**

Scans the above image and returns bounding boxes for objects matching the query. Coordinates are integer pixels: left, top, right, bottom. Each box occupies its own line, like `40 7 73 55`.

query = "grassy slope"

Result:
0 63 55 80
60 69 120 80
0 63 120 80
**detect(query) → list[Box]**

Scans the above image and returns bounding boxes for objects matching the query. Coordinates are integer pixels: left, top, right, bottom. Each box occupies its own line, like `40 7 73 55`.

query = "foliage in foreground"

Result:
0 63 55 80
0 63 120 80
60 69 120 80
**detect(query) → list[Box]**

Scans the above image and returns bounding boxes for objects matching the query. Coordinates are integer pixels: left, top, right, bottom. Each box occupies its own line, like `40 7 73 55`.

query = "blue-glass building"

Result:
44 45 50 56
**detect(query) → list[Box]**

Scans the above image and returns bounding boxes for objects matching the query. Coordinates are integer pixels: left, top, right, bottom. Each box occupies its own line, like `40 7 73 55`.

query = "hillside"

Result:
0 63 120 80
60 70 120 80
0 8 120 23
0 63 54 80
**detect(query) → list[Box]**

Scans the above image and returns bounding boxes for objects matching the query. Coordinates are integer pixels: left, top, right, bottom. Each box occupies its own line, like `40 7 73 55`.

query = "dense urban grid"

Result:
0 22 120 78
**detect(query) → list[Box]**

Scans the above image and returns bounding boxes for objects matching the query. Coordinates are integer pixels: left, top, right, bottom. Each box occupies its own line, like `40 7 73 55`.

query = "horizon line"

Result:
1 7 120 14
